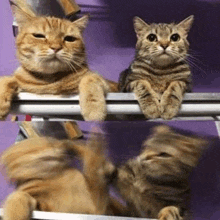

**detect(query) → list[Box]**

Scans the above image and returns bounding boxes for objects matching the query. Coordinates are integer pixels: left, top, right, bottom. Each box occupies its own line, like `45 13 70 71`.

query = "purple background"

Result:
1 0 220 91
1 0 220 219
1 121 220 220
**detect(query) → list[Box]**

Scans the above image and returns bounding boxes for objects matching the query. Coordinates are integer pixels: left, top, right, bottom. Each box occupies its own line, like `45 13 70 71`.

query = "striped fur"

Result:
119 16 194 119
1 134 127 219
0 0 118 121
114 125 207 220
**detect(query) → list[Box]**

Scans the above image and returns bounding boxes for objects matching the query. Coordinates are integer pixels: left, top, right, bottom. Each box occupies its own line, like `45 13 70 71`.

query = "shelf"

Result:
10 92 220 120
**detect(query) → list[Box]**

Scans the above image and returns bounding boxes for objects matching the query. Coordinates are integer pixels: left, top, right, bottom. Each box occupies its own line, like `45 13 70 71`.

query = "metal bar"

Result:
10 92 220 120
215 121 220 138
10 103 220 116
0 209 152 220
13 92 220 102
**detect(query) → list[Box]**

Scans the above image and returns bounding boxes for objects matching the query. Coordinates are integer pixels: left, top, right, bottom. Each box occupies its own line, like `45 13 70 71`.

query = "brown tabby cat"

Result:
0 0 118 121
113 125 207 220
1 133 127 219
119 16 194 119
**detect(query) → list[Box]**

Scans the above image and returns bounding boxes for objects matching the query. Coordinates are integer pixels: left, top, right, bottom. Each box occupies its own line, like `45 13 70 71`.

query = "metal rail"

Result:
10 92 220 120
0 209 151 220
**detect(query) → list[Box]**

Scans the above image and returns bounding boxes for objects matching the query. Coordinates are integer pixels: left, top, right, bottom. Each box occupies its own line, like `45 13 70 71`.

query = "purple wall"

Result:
0 122 19 208
0 1 18 77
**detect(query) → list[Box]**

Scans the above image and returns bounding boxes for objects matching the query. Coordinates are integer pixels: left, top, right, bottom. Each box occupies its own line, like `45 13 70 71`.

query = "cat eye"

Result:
32 33 45 38
64 36 77 42
170 33 180 42
147 34 157 42
158 152 171 158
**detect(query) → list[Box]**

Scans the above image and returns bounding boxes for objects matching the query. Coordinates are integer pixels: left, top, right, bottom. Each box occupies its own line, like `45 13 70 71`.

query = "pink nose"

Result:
50 46 62 53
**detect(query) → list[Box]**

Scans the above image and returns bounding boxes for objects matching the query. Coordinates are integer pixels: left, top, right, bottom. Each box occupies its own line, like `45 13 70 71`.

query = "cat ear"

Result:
73 14 90 32
133 16 150 38
177 15 194 33
10 0 35 27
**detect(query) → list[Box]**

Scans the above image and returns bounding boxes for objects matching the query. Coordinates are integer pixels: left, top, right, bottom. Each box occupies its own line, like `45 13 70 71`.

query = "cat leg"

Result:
130 80 160 119
158 206 183 220
79 74 109 121
0 76 18 120
160 81 186 120
3 191 37 220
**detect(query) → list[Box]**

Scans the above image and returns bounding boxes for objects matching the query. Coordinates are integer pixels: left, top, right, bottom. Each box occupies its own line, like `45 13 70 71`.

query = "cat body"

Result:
0 0 118 121
114 125 207 220
119 16 194 119
1 134 126 220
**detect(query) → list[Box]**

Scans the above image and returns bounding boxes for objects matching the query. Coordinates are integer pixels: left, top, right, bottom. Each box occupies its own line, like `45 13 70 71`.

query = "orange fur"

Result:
1 134 127 219
0 0 118 120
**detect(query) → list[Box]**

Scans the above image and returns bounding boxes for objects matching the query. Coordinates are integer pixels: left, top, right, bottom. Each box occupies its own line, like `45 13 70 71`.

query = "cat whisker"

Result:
60 56 76 73
60 55 85 71
65 60 77 73
71 60 85 70
184 58 207 78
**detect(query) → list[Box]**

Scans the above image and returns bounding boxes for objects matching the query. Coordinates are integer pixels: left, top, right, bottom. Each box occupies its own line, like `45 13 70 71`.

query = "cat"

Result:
1 132 127 219
113 125 207 220
119 16 194 120
0 0 118 121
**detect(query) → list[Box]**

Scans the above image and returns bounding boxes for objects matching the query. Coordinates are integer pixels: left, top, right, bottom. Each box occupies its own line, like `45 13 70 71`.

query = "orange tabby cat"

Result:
0 0 118 121
1 133 127 219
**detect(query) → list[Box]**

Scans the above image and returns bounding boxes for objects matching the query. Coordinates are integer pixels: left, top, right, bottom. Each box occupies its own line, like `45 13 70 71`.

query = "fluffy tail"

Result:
1 131 115 186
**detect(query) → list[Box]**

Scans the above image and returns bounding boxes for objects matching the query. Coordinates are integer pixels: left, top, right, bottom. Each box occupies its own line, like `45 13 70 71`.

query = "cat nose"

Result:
50 46 62 53
160 44 169 50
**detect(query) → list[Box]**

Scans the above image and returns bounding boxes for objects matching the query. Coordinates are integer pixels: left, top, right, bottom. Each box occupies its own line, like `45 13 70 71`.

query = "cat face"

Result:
133 16 194 68
12 3 89 74
123 125 206 181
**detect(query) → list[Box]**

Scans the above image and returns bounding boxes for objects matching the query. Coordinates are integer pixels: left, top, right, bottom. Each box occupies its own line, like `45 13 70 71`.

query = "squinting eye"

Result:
158 152 171 158
147 34 157 42
64 36 76 42
170 33 180 42
33 33 45 38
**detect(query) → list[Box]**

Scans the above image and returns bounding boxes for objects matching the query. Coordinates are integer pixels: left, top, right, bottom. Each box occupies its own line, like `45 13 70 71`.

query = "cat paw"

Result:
0 95 13 120
141 103 160 119
139 96 160 119
82 110 107 121
0 77 18 120
160 95 181 120
158 206 183 220
80 97 107 121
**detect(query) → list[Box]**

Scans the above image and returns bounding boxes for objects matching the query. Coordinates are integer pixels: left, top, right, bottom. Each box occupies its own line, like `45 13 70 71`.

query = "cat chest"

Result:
148 76 170 93
130 63 190 93
130 184 163 218
141 74 188 93
16 74 81 94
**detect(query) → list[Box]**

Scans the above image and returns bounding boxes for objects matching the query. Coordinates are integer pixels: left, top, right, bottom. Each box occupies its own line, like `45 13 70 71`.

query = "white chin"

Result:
42 60 67 73
153 55 175 67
